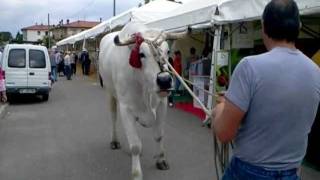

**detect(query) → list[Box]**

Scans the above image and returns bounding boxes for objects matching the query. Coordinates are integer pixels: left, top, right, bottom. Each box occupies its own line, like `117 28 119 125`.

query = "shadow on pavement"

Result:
8 94 46 105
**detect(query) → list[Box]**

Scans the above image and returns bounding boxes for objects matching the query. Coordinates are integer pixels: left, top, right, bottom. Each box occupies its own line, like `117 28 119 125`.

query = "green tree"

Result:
41 35 53 48
0 32 13 42
15 32 23 44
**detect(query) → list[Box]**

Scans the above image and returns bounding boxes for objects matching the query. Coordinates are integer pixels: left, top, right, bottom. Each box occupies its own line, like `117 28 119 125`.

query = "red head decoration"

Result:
129 33 144 69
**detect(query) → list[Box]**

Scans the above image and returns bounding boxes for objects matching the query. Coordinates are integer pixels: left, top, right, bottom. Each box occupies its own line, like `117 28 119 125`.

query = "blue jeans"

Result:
222 157 300 180
51 66 57 81
65 65 71 80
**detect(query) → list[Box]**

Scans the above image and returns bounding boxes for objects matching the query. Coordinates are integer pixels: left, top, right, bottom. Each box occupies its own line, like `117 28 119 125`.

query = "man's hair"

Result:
190 47 196 54
262 0 300 42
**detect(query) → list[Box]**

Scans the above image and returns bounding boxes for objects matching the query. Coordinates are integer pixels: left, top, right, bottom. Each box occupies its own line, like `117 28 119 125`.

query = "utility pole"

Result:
48 13 51 48
113 0 116 16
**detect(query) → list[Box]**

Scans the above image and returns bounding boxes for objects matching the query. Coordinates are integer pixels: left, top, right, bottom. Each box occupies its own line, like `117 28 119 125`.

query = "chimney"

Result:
99 17 102 22
67 19 70 24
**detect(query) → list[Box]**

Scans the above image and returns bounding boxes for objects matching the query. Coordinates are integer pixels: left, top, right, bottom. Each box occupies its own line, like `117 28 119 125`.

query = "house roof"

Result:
60 20 100 28
21 24 52 31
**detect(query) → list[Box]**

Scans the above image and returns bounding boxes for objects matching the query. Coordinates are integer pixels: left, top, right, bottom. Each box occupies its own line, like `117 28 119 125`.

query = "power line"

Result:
68 0 97 19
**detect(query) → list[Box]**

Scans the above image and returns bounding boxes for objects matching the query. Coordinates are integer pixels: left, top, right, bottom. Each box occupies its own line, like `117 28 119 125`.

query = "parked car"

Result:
0 44 52 101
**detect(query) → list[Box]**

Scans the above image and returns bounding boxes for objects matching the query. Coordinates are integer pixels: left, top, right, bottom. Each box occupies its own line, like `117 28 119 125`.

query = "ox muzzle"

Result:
156 71 172 91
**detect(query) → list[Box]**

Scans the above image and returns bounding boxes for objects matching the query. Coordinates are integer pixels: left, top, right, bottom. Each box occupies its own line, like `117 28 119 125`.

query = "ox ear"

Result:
114 35 135 46
165 27 191 40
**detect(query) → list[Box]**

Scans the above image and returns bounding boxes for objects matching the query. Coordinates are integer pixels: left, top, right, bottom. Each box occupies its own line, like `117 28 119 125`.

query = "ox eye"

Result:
139 53 145 58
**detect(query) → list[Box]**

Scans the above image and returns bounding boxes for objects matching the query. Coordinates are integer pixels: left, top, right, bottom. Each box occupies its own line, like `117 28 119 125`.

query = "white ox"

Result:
99 22 187 180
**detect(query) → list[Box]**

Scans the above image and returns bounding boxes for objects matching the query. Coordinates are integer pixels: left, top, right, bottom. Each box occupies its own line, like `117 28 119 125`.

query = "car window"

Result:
29 50 46 68
8 49 26 68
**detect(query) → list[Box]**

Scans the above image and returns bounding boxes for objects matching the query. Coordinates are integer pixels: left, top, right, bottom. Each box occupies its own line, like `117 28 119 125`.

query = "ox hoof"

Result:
110 141 121 150
156 160 169 170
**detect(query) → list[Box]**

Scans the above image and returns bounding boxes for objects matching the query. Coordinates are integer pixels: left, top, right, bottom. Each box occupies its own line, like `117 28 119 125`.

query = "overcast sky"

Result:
0 0 145 36
0 0 193 37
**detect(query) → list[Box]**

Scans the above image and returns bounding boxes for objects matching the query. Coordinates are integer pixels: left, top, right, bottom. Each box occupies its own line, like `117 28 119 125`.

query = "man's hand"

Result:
216 90 227 103
211 94 225 120
211 93 245 143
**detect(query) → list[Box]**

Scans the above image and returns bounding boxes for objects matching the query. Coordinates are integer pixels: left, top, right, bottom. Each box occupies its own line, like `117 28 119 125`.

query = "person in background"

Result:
71 51 78 75
84 52 91 75
212 0 320 179
70 52 76 75
64 51 72 80
184 47 198 80
49 50 57 82
0 66 7 103
80 49 89 75
173 50 182 92
56 51 64 76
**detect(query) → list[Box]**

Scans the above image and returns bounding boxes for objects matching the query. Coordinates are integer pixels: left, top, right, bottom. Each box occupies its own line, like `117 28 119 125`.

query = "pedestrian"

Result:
56 51 64 76
80 49 89 75
84 54 91 75
49 50 57 82
71 52 78 75
184 47 198 80
212 0 320 180
0 66 7 103
173 50 182 92
64 51 72 80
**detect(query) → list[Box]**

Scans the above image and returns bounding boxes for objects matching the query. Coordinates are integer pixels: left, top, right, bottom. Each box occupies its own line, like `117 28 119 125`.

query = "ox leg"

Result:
119 103 143 180
109 95 121 150
153 102 169 170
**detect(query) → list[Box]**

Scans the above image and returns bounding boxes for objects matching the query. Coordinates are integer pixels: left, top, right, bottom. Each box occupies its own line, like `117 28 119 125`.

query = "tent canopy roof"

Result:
56 0 181 46
57 0 320 46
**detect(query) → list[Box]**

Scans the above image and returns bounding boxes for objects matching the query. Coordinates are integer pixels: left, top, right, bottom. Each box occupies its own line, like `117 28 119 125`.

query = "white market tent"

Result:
146 0 320 31
213 0 320 25
56 0 182 46
146 0 219 31
57 0 320 46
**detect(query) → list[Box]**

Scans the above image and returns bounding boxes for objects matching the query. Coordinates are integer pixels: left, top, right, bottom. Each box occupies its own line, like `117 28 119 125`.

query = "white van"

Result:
1 44 52 101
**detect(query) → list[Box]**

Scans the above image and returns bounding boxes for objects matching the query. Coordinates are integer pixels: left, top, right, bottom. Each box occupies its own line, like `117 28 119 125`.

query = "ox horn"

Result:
114 35 135 46
165 26 191 40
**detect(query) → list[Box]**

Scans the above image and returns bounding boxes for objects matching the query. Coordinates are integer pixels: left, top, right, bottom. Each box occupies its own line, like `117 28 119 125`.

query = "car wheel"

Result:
42 93 49 101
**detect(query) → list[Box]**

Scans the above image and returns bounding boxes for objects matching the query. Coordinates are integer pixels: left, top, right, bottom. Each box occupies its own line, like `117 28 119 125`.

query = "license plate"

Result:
19 89 36 94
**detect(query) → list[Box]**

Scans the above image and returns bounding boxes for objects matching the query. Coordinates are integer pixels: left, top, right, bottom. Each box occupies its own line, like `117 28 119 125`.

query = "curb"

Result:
0 103 8 118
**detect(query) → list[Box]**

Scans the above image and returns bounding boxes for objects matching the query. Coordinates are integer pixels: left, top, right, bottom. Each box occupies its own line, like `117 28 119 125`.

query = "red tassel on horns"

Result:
129 33 144 69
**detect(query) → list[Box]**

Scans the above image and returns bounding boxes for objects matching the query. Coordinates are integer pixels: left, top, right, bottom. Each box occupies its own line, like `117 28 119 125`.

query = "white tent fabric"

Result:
213 0 320 24
147 0 219 31
56 0 181 46
57 0 320 46
146 0 320 31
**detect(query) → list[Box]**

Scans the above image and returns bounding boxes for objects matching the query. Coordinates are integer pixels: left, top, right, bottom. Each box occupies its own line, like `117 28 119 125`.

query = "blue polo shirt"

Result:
226 47 320 170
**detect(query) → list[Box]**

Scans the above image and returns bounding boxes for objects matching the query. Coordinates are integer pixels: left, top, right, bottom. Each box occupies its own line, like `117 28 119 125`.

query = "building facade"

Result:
52 20 100 42
21 24 52 43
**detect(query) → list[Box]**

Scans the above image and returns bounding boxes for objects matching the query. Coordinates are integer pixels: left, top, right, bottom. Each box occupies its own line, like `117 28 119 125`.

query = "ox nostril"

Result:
156 73 172 90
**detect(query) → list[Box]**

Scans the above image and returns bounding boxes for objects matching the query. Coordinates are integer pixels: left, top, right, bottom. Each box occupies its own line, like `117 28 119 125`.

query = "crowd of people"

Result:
49 49 91 82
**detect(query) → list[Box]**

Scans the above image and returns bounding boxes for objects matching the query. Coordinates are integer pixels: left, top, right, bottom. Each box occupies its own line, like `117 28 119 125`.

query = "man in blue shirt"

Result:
212 0 320 179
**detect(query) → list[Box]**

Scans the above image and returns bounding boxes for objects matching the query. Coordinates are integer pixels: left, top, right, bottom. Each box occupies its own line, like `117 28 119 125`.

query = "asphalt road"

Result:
0 75 216 180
